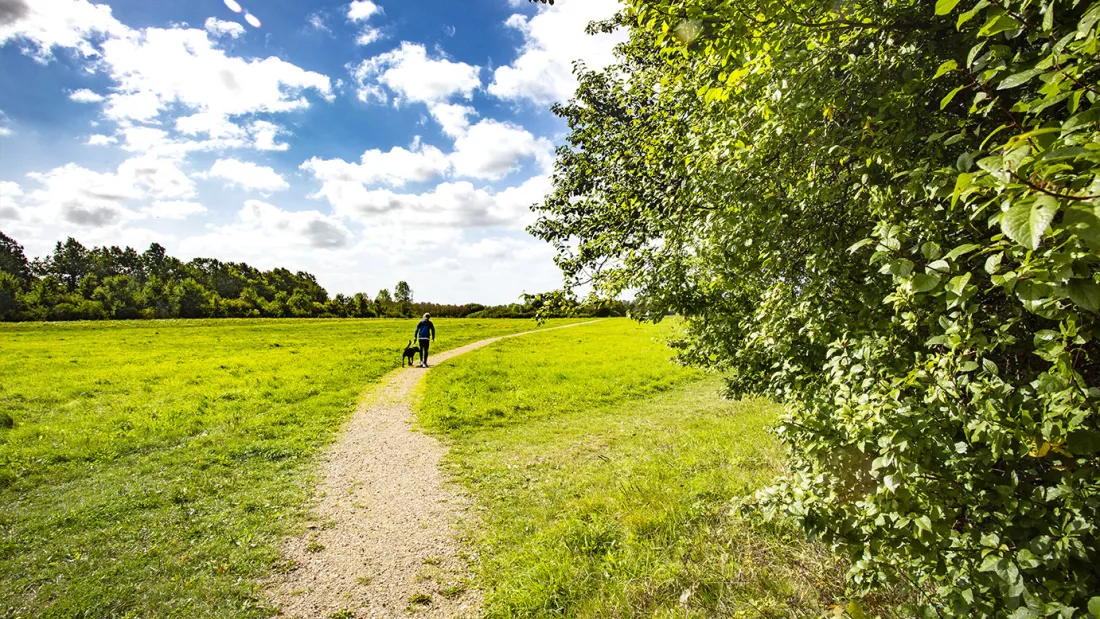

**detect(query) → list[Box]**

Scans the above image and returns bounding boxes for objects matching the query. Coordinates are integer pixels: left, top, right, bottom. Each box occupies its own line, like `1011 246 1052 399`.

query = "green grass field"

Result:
0 318 575 618
418 319 844 617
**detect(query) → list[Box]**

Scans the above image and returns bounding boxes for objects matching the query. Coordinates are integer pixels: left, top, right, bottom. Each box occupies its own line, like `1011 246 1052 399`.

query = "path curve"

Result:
269 320 601 618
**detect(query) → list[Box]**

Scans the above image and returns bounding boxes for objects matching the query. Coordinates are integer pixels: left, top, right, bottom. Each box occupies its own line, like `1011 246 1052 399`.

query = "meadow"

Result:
418 319 846 617
0 318 574 618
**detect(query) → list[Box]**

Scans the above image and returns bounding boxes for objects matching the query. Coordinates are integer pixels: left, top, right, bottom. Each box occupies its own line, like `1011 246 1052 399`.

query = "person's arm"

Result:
431 322 436 341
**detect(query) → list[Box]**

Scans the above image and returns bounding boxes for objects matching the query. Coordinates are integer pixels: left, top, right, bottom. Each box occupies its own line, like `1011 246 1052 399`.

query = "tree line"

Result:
0 231 629 322
533 0 1099 615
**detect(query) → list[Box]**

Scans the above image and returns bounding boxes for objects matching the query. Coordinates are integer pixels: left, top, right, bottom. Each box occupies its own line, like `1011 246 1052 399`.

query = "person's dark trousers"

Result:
419 339 430 365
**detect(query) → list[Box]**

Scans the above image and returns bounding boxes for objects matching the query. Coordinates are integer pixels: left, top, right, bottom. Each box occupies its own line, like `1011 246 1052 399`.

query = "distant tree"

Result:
0 231 31 282
177 278 213 318
394 281 413 304
43 237 91 291
287 291 314 317
0 271 21 320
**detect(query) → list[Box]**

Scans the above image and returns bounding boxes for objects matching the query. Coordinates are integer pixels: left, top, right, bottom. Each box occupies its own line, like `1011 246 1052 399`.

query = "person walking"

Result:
414 313 436 368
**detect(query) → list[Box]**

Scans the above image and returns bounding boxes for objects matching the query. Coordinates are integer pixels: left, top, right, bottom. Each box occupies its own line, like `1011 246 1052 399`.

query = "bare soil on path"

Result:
269 321 599 618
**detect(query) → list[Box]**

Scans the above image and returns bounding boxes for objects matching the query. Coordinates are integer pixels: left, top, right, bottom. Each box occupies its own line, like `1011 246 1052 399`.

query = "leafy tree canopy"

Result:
533 0 1100 614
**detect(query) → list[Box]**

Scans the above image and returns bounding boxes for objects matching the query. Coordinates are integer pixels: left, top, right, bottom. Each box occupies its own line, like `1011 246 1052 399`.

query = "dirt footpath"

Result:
269 321 599 618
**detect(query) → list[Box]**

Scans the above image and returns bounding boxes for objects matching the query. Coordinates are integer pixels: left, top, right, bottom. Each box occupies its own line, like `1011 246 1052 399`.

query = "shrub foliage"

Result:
532 0 1100 615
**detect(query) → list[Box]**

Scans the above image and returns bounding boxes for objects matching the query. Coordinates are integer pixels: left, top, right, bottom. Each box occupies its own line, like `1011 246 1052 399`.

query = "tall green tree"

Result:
0 231 31 282
394 280 413 304
533 0 1100 615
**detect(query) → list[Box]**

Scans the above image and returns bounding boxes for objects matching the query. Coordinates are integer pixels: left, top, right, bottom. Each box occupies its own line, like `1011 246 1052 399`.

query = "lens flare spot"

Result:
224 0 242 13
244 11 261 28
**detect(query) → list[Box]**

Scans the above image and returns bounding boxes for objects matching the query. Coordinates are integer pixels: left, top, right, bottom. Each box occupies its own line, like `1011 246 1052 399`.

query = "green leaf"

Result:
952 172 973 207
947 272 972 296
945 244 980 262
1068 279 1100 313
959 1 990 28
1001 197 1059 250
941 85 968 110
1064 204 1100 251
914 515 932 532
998 67 1044 90
1087 596 1100 618
934 60 958 79
1079 4 1100 36
912 274 941 293
979 14 1021 37
848 238 875 253
1063 107 1100 132
936 0 963 15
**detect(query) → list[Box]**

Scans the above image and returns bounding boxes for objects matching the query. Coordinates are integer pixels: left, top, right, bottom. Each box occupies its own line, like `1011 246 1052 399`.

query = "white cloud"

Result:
307 13 329 33
427 102 475 138
141 200 207 220
1 0 334 133
301 139 450 190
0 126 11 137
317 178 538 229
249 120 289 151
0 181 24 221
100 27 334 122
204 17 245 39
87 133 117 145
450 119 553 179
69 88 104 103
346 0 383 46
205 157 290 193
186 199 353 252
347 0 381 21
20 155 194 227
352 42 480 105
489 0 625 105
0 0 129 62
175 111 247 140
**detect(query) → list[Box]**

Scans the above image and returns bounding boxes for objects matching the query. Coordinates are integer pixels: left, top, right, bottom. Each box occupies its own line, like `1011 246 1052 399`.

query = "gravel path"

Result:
269 321 599 618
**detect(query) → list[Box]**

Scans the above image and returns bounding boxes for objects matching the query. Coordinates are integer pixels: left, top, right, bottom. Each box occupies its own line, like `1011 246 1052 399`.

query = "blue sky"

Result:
0 0 623 303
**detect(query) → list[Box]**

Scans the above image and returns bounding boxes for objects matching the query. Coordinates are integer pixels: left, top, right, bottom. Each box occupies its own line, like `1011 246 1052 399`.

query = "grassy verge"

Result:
0 318 574 618
418 318 844 617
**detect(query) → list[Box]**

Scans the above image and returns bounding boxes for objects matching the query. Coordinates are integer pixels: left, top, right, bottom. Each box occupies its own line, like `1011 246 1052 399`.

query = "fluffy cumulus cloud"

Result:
489 0 625 105
17 156 195 227
184 199 353 253
351 42 480 105
0 0 129 61
0 180 24 221
204 17 244 39
204 158 290 193
450 119 553 180
141 200 208 220
99 26 333 124
302 139 450 190
347 0 383 46
426 102 475 138
69 88 104 103
1 0 332 149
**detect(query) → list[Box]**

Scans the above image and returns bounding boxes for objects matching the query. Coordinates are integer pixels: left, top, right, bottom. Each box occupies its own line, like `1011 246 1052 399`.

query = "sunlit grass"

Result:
419 319 845 617
0 318 573 618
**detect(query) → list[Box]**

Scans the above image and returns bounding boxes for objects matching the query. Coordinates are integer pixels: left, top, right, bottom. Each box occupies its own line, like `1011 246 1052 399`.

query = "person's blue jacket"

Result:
415 319 435 340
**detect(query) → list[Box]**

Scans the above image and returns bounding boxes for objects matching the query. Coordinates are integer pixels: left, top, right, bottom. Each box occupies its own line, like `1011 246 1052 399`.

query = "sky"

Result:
0 0 624 304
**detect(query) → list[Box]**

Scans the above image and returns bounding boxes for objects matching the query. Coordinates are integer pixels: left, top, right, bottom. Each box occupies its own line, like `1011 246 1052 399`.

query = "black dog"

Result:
402 341 421 367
